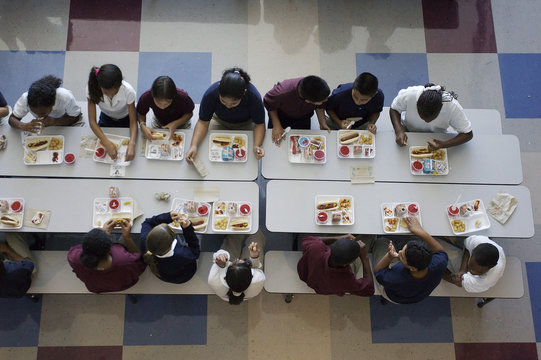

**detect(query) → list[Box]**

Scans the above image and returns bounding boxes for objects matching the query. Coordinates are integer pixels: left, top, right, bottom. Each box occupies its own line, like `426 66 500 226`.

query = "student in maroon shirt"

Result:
264 76 330 145
137 76 195 139
297 235 374 296
67 219 146 294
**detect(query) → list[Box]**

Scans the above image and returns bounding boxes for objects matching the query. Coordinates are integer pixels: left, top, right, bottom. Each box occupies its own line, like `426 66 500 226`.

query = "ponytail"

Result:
88 66 102 104
143 223 176 279
224 259 253 305
143 251 161 278
226 289 245 305
88 64 123 104
218 67 251 99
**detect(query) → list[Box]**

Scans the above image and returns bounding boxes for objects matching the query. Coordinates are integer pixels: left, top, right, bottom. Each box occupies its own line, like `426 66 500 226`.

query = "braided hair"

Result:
416 83 458 121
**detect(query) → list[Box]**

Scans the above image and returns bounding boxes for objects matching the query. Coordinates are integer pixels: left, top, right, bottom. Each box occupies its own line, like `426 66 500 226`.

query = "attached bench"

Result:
27 251 215 301
263 251 524 307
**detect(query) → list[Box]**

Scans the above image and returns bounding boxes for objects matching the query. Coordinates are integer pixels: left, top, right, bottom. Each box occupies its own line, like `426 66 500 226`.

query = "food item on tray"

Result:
339 198 351 210
400 218 408 228
213 136 232 146
411 160 423 171
109 199 120 210
410 146 433 158
26 138 50 151
298 137 310 147
310 138 323 149
24 150 37 163
475 219 482 228
290 136 300 155
448 205 459 217
190 217 207 231
52 151 60 163
171 133 183 146
0 214 20 227
339 131 360 145
451 219 465 232
214 217 228 230
317 201 339 211
109 186 119 198
222 146 234 161
473 200 480 211
31 211 45 225
235 148 246 160
339 145 350 157
197 204 209 216
232 136 245 148
10 201 22 212
460 204 473 217
121 139 130 146
331 211 341 224
383 206 393 217
230 218 249 230
360 133 373 145
314 150 325 162
186 201 197 214
353 145 363 156
317 212 328 223
422 159 433 174
95 147 106 158
431 149 445 161
214 201 226 215
385 218 398 232
151 131 167 140
341 210 352 224
49 137 63 150
408 203 419 215
240 204 251 215
227 202 238 214
394 204 407 217
0 200 9 212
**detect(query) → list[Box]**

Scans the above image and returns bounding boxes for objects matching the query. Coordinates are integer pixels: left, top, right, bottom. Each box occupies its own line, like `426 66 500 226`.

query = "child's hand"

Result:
272 126 284 146
103 139 118 160
395 131 408 146
119 219 132 238
125 142 136 161
215 253 228 268
185 146 197 165
405 217 423 234
254 145 265 159
103 219 115 234
161 123 177 140
388 241 399 258
367 123 377 134
249 242 260 258
141 124 153 140
427 139 443 152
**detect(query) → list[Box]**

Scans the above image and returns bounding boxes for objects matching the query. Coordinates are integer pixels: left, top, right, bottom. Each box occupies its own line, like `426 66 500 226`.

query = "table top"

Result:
261 131 523 184
266 180 534 238
0 126 259 181
1 178 259 234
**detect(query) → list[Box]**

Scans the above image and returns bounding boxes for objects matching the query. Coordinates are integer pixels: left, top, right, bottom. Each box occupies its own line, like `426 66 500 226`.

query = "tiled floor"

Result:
0 0 540 359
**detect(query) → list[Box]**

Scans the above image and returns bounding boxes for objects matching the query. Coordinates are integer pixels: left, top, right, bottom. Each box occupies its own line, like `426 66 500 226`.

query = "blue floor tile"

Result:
0 297 42 347
137 52 212 104
356 53 429 107
0 51 66 106
369 296 453 343
499 54 541 118
526 262 541 342
123 294 207 346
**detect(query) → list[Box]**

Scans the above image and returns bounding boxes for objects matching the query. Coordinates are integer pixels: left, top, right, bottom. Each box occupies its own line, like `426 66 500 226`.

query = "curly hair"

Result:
80 228 112 269
405 240 432 271
27 75 62 108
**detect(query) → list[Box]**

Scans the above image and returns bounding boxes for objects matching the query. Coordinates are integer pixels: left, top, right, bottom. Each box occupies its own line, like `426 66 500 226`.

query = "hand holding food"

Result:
367 123 377 134
185 146 197 165
254 145 265 159
395 131 408 146
215 253 228 268
140 124 154 140
405 216 423 234
249 241 260 258
427 138 444 152
24 119 44 133
103 140 118 160
103 219 115 234
119 219 132 238
272 125 284 146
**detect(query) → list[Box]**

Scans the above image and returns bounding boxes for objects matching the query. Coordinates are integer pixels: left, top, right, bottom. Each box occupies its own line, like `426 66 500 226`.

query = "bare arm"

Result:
390 108 407 146
326 109 346 129
185 119 210 164
9 114 37 131
316 108 330 131
253 122 265 159
269 110 284 145
43 114 80 126
0 106 8 118
427 131 473 151
162 111 193 138
405 217 444 252
0 242 24 261
120 221 138 254
138 112 153 140
366 112 380 134
125 103 138 161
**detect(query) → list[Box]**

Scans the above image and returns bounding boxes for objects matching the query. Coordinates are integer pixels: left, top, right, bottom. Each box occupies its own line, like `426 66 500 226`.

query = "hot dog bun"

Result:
212 136 232 146
410 146 433 158
26 137 50 151
230 218 249 230
189 217 207 231
339 131 360 145
316 201 339 211
0 214 20 227
151 132 168 140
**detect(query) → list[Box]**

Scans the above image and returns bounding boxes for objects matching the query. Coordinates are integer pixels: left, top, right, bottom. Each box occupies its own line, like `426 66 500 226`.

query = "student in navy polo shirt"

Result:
373 217 448 304
186 67 266 163
0 90 9 120
325 72 384 133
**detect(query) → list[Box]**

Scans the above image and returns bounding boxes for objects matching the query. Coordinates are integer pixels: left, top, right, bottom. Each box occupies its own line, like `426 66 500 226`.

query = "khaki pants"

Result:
220 230 266 266
4 233 36 273
208 114 253 131
151 117 191 129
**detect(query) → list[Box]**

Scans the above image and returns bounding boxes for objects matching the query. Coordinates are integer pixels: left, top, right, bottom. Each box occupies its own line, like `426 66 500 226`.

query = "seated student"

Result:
264 75 330 145
137 76 194 139
297 234 374 296
0 235 35 298
373 217 448 304
208 231 265 304
87 64 137 161
325 72 384 133
0 90 9 120
9 75 82 131
186 67 266 163
442 235 505 293
390 83 473 150
141 212 200 284
67 219 146 293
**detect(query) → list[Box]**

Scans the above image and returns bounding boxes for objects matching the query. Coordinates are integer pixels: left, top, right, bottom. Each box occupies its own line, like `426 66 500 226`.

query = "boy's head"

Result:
469 243 499 275
417 83 444 122
352 72 379 105
298 76 330 105
329 237 360 267
398 241 432 271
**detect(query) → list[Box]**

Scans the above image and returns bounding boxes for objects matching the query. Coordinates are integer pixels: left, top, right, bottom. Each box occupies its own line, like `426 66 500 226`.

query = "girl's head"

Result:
27 75 62 117
151 76 177 109
143 224 176 278
218 68 251 108
80 228 112 269
224 259 253 305
417 83 457 122
88 64 123 104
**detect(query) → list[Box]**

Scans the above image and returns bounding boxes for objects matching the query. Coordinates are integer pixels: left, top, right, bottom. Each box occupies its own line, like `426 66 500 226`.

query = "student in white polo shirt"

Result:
9 75 82 131
87 64 137 161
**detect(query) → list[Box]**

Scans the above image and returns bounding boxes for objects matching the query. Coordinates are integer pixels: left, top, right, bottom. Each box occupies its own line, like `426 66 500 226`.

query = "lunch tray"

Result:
0 198 25 230
23 135 64 165
92 197 134 228
209 133 248 163
169 198 211 233
336 130 375 158
315 195 354 226
381 202 422 233
212 201 252 232
446 199 491 235
92 133 131 166
288 134 327 164
409 146 448 176
145 131 184 161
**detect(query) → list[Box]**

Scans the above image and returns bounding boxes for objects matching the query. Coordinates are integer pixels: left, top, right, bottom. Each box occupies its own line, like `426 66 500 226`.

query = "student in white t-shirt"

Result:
390 83 473 151
87 64 137 161
9 75 82 131
442 235 505 293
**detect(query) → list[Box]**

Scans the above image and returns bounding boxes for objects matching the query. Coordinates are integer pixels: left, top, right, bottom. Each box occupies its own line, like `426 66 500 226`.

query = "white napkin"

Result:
487 191 518 224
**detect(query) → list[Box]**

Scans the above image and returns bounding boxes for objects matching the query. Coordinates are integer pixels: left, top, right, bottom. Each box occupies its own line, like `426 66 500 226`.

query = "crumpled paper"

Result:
487 191 518 224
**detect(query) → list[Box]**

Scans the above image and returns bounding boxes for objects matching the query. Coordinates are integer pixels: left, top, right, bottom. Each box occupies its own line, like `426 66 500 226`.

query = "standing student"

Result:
186 67 266 163
325 72 384 133
67 220 146 293
390 83 473 150
9 75 82 131
208 231 266 304
264 75 330 145
137 76 194 139
87 64 137 161
140 212 200 284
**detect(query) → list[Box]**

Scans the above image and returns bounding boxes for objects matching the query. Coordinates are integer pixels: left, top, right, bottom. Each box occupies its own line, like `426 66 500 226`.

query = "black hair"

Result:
473 243 499 268
80 228 112 269
298 75 330 102
88 64 123 104
151 76 177 100
417 83 458 121
329 237 360 267
218 67 251 99
225 259 253 305
27 75 62 108
353 72 379 96
405 240 432 271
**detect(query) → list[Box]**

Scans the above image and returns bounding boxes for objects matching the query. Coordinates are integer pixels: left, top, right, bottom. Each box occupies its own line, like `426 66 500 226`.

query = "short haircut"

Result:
298 76 330 102
405 240 432 270
353 72 378 96
151 76 177 100
27 75 62 108
219 67 251 99
329 237 360 267
473 243 499 268
80 228 112 269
